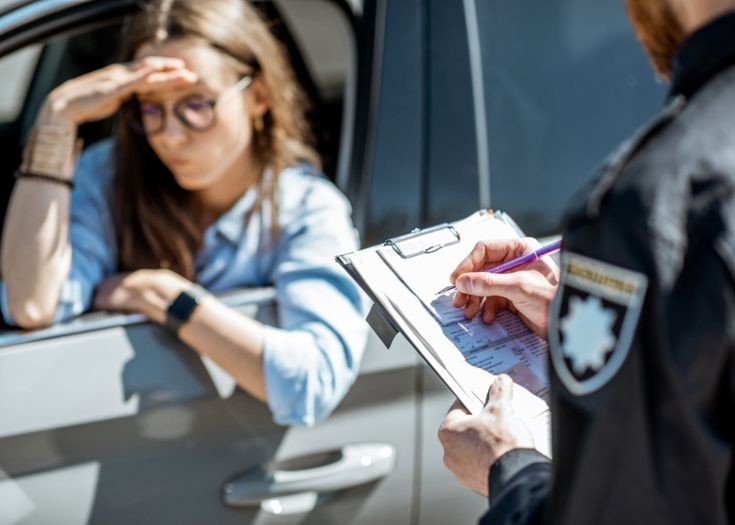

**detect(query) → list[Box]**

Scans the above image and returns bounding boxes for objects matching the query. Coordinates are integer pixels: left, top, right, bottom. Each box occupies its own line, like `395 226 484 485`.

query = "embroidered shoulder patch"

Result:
549 252 648 396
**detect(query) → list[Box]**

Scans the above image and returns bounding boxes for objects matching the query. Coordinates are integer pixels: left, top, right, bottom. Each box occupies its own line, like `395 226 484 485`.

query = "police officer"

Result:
438 0 735 523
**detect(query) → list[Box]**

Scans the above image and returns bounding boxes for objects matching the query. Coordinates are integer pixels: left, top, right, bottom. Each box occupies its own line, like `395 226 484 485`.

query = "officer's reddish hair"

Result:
624 0 686 79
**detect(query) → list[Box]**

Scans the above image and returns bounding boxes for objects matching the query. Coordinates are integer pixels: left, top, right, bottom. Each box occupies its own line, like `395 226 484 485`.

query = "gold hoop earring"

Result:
254 115 264 134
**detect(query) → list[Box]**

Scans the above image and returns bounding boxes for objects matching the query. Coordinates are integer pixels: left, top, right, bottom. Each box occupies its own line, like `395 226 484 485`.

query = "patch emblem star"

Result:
560 296 616 374
549 252 648 396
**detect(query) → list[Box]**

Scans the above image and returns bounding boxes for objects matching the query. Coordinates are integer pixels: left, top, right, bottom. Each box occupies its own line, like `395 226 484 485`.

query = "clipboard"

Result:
337 209 523 348
337 209 551 456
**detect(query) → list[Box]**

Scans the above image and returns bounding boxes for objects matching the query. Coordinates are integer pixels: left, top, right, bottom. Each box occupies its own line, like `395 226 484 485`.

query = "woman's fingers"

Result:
117 66 197 99
131 69 198 95
100 58 190 91
129 56 188 72
97 68 196 117
48 58 198 125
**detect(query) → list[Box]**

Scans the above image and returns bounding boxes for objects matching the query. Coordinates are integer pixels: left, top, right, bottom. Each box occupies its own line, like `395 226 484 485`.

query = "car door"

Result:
0 1 420 524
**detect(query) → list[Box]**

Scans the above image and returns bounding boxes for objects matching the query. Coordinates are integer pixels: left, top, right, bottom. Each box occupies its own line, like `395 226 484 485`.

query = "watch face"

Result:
166 286 206 332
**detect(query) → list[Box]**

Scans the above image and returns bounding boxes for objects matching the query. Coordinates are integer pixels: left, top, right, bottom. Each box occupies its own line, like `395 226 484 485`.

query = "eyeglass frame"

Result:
122 74 255 136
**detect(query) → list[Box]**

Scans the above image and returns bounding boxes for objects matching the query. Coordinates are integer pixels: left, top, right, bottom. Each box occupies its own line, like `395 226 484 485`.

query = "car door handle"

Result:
222 443 396 513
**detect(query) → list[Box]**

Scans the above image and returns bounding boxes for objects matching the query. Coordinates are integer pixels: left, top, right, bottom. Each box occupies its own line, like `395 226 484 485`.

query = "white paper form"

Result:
445 311 550 402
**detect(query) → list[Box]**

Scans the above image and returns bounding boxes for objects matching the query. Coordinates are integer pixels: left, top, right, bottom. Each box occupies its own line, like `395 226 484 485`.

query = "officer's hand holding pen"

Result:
448 238 561 339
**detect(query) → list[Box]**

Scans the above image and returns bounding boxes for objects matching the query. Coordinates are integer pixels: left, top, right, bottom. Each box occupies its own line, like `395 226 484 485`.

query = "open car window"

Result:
0 0 357 338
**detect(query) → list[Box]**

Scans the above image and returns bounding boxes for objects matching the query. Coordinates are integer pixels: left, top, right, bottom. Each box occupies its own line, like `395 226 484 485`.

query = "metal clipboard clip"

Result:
384 223 461 259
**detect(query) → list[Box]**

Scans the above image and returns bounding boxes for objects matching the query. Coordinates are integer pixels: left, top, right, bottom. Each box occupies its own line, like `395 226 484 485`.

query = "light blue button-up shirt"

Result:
1 139 369 426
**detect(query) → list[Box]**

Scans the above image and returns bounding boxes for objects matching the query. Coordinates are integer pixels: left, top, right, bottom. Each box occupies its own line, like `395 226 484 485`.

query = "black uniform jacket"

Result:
481 11 735 525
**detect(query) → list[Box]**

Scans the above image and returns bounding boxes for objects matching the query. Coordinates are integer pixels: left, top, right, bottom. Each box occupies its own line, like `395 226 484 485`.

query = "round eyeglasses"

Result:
122 74 253 136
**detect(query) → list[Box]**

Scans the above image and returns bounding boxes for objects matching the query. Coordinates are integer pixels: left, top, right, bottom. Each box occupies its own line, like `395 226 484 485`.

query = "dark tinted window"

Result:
477 0 665 235
424 0 481 226
361 0 425 246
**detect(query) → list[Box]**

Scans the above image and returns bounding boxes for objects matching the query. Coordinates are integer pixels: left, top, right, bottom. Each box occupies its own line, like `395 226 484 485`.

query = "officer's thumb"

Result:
483 374 514 414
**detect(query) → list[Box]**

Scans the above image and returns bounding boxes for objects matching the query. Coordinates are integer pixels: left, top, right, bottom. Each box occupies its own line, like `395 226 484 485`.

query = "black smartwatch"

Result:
165 284 208 334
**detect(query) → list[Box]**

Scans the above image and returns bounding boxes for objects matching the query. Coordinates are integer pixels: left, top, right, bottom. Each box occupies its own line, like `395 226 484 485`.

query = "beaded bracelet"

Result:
15 170 74 190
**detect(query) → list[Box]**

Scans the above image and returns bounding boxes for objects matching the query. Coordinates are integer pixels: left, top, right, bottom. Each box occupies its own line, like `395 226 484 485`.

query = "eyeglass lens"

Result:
135 95 216 135
175 97 215 131
126 75 252 135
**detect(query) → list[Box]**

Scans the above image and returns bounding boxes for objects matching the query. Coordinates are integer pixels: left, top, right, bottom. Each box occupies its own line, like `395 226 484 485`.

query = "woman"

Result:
0 0 368 426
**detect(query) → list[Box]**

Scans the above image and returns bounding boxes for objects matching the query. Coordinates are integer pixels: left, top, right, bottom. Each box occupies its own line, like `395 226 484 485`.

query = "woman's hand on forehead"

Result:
38 56 199 126
129 56 188 71
130 56 199 96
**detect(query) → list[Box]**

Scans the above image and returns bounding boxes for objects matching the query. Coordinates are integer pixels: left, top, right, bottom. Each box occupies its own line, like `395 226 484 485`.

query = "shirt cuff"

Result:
488 448 551 506
54 278 86 323
261 325 316 426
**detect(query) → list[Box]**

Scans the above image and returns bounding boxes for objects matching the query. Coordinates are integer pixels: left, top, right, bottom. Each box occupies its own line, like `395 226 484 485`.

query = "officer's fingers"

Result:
525 256 560 285
483 374 514 415
481 299 496 324
453 291 468 308
446 398 468 416
520 236 542 251
450 242 487 283
450 239 529 283
440 399 471 429
481 297 504 324
456 271 526 301
464 294 482 319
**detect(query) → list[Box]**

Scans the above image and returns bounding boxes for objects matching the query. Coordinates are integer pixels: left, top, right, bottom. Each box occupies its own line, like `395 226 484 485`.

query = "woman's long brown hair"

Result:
114 0 319 278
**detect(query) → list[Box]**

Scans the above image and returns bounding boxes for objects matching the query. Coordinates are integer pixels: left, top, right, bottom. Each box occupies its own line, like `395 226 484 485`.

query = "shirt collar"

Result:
211 186 257 244
669 10 735 100
208 167 274 244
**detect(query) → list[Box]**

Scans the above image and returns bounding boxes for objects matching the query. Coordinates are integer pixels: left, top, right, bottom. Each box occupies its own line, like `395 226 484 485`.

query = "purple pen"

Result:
436 239 562 295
